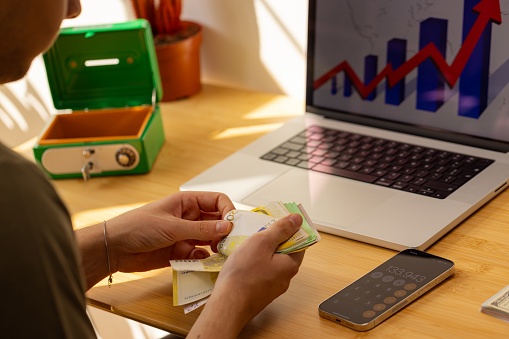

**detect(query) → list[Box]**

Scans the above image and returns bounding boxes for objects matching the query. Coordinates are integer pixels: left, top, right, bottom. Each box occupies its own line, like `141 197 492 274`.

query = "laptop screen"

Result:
306 0 509 152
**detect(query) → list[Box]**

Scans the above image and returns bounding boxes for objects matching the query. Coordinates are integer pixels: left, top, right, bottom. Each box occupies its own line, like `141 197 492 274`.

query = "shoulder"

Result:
0 142 69 217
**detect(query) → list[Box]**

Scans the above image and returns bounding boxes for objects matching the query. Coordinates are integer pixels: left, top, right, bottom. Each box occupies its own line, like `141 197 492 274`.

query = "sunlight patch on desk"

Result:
71 202 148 229
12 136 37 161
243 98 303 120
13 136 36 152
213 123 284 140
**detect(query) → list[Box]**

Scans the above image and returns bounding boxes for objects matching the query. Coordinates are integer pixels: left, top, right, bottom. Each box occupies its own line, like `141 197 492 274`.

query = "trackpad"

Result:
243 169 394 228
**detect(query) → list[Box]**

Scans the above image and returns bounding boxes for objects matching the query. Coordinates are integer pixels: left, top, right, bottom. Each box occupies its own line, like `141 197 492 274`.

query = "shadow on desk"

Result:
87 268 202 337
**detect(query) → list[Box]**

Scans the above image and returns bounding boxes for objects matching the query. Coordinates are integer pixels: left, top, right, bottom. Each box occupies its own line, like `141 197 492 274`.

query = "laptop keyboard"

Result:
261 125 494 199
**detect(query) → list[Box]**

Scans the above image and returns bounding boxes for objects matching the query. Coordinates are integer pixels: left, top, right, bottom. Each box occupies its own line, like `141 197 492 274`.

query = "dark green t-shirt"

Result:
0 143 96 338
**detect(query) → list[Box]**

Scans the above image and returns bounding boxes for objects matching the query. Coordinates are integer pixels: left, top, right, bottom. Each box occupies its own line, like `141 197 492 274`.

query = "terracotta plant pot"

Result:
154 21 202 102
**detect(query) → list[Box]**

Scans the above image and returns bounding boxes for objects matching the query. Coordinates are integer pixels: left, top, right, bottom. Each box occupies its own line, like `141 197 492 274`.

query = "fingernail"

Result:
288 213 301 227
216 220 231 233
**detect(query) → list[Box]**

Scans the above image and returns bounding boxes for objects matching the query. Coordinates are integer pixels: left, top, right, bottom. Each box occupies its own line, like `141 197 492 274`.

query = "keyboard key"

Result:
318 142 334 150
298 153 311 161
285 158 301 166
460 163 488 172
364 159 378 167
309 156 325 164
417 188 435 196
375 163 390 169
321 158 337 166
441 175 456 183
347 164 363 172
290 136 306 145
374 169 388 177
272 147 288 155
385 172 400 180
415 170 429 177
432 190 451 199
324 151 341 158
360 167 375 174
261 153 277 161
424 180 458 192
286 151 301 158
375 178 394 186
274 155 289 163
404 185 419 193
395 158 409 165
296 161 311 169
399 175 414 182
311 148 327 156
412 177 427 186
313 164 377 183
391 181 408 190
427 173 442 181
281 142 303 151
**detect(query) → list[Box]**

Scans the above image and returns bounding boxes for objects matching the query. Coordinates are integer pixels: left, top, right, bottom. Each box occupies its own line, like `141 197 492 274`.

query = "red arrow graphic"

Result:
313 0 502 99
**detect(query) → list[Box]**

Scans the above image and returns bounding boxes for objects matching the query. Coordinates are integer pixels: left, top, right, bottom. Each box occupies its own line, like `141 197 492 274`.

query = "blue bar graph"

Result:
459 0 491 118
416 18 448 112
386 39 407 106
344 73 352 97
364 55 378 101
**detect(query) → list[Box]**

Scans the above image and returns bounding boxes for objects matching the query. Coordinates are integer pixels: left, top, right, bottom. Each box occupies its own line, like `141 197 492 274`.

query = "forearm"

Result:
188 283 253 339
74 222 114 290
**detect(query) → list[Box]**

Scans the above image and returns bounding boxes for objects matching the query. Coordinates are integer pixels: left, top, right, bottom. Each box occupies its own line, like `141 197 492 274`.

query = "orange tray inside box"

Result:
38 106 152 145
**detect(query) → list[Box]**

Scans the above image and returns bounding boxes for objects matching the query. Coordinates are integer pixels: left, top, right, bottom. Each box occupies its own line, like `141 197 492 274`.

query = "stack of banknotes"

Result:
170 201 321 313
480 284 509 322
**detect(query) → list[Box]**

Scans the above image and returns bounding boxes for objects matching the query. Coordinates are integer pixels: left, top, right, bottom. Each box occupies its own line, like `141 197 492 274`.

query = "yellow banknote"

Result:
170 253 227 272
172 269 218 306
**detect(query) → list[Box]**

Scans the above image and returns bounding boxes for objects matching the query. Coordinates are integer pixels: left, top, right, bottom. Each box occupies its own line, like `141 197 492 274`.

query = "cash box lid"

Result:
43 19 162 111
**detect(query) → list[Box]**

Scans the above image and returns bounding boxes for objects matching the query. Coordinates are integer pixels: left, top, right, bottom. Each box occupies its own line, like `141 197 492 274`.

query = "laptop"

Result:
181 0 509 251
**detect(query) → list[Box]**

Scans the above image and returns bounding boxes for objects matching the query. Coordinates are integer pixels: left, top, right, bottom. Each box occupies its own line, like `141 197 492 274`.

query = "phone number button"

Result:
382 275 394 282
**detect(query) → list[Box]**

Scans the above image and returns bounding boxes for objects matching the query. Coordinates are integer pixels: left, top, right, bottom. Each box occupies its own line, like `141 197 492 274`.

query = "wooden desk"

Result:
51 84 509 338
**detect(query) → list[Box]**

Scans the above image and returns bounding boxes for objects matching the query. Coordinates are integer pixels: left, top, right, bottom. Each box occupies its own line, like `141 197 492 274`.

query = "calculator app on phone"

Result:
319 249 454 331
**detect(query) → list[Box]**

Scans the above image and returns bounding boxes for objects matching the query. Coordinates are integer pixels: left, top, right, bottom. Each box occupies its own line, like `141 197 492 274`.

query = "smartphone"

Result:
318 249 454 331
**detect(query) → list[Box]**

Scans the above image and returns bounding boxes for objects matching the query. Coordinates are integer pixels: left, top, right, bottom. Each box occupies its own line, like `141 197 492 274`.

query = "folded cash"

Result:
172 270 218 308
480 284 509 322
170 202 320 309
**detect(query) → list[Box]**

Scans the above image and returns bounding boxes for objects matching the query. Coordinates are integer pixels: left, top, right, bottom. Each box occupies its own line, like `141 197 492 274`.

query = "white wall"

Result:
0 0 308 148
184 0 308 99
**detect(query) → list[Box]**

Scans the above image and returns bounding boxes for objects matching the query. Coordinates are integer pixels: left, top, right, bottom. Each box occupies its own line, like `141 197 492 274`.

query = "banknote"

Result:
480 284 509 322
170 253 227 273
183 297 209 314
217 210 278 256
172 269 218 306
170 201 320 309
171 202 319 272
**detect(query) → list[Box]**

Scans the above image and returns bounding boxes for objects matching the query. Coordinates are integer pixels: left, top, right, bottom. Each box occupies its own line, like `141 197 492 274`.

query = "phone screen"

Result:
319 249 454 330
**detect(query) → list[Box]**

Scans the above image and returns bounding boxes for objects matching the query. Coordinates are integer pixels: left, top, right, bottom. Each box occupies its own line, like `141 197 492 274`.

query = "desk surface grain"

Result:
51 84 509 338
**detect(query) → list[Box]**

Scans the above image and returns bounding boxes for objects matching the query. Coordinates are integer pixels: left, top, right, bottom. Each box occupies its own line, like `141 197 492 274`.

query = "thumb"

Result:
264 213 303 250
170 219 232 242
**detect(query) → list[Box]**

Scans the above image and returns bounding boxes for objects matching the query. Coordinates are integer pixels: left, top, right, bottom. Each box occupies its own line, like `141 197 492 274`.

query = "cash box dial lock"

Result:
115 147 136 167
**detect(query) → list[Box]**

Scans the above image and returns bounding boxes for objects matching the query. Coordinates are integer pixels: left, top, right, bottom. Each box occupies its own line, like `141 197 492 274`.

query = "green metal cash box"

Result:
33 19 165 180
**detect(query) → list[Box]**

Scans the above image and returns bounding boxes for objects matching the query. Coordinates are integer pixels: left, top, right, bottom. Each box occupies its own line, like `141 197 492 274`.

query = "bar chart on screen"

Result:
314 0 503 119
